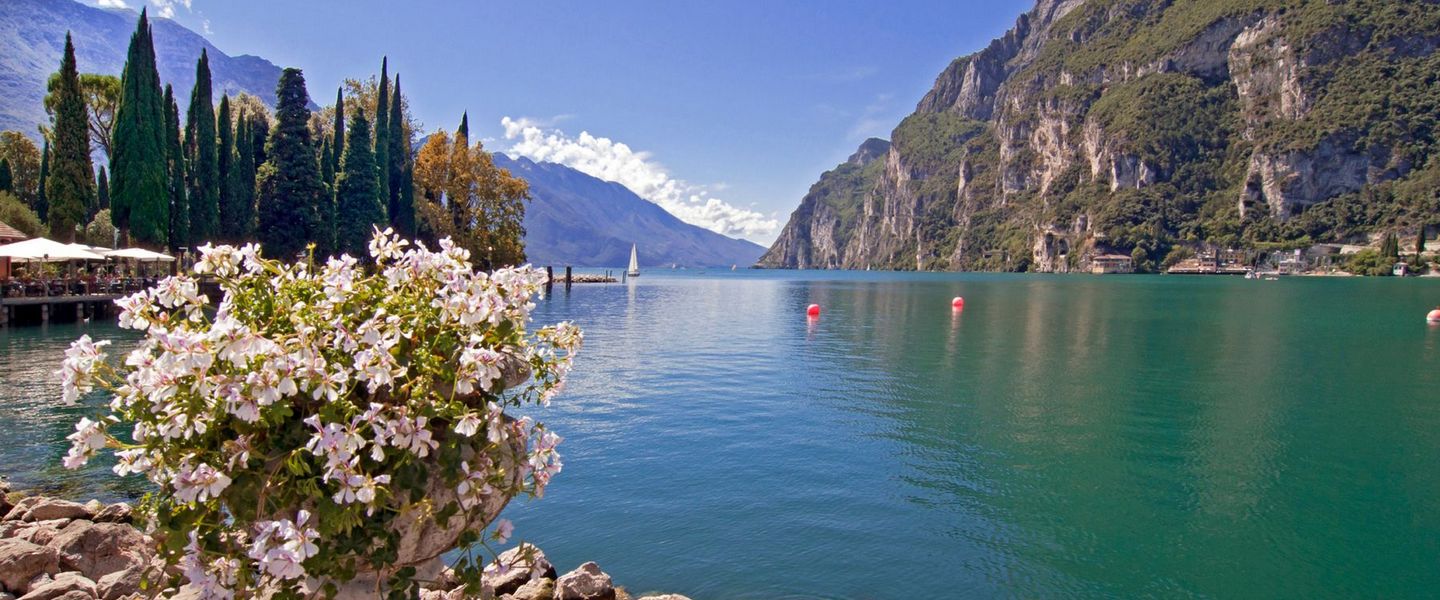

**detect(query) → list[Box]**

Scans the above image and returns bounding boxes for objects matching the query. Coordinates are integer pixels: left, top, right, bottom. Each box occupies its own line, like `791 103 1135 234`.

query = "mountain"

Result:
761 0 1440 271
495 153 767 268
0 0 292 141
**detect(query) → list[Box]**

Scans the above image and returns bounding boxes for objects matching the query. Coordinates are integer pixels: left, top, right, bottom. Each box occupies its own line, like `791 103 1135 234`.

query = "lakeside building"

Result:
0 220 28 279
1090 254 1134 274
1167 247 1249 275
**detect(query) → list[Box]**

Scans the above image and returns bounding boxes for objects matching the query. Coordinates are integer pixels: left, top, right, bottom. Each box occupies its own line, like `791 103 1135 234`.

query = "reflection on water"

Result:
3 272 1440 598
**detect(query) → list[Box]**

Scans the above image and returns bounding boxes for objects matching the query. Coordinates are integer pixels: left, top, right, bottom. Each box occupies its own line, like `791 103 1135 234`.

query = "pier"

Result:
1 294 121 326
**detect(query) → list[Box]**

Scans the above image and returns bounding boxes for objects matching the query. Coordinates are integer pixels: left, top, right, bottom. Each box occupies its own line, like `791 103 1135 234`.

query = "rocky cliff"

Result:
762 0 1440 271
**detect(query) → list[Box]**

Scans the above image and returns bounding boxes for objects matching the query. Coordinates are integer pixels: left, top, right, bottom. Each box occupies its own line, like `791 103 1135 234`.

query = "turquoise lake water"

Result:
3 271 1440 598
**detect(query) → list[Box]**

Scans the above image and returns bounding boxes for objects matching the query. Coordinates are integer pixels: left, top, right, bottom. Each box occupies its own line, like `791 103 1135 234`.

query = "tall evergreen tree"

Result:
111 9 167 246
217 94 237 241
0 159 11 194
319 136 335 187
46 33 95 243
388 74 413 235
36 139 49 221
95 166 109 214
164 84 184 250
232 111 256 240
373 58 390 218
250 110 270 168
257 68 326 259
1416 227 1427 264
457 112 469 141
335 113 384 257
184 49 219 243
331 87 345 178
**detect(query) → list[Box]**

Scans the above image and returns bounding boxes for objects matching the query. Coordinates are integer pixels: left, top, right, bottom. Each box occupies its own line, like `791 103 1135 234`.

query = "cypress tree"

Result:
335 113 384 257
257 68 326 260
232 111 256 240
373 58 390 218
250 110 269 168
96 166 109 214
319 136 335 187
46 33 95 243
331 87 345 178
388 74 412 235
457 112 469 141
185 49 219 243
218 95 248 243
164 84 185 250
111 10 167 246
0 159 11 194
36 140 49 221
1416 227 1427 264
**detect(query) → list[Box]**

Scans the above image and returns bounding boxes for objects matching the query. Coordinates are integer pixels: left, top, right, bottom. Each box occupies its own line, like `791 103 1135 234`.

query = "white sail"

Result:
627 244 640 277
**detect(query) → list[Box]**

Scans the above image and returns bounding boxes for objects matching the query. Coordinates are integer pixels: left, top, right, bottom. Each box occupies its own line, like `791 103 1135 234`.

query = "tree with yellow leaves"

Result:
413 128 528 268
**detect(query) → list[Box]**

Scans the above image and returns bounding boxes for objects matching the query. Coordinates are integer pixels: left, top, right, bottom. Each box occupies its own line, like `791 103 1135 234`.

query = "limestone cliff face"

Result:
763 0 1440 271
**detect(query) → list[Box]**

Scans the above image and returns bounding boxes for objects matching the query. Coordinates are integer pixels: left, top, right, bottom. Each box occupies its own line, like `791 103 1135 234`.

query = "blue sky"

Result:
93 0 1032 244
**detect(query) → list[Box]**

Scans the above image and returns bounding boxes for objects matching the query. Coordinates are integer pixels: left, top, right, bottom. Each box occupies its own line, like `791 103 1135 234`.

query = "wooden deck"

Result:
0 294 121 326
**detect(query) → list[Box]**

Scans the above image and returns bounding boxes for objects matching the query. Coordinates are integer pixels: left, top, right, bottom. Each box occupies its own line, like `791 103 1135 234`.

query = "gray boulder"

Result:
485 544 557 596
15 572 96 600
89 506 130 525
0 538 60 593
20 500 92 523
502 577 555 600
46 521 149 582
554 562 615 600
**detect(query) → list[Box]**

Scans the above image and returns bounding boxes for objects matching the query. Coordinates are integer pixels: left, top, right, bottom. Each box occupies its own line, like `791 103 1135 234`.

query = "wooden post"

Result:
76 303 84 321
1 305 9 328
545 266 554 291
565 266 572 289
41 304 49 323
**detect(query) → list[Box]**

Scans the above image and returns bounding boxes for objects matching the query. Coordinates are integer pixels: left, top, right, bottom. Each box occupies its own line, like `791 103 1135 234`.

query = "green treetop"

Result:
373 58 391 217
36 139 49 221
46 32 95 243
185 49 219 244
164 84 184 250
257 68 326 260
331 87 345 180
0 159 11 194
230 111 257 240
388 74 413 237
95 165 109 215
335 113 385 257
111 9 168 246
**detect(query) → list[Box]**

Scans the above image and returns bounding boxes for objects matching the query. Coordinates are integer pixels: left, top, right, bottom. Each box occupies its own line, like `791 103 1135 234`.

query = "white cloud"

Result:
96 0 130 9
501 117 779 242
149 0 191 18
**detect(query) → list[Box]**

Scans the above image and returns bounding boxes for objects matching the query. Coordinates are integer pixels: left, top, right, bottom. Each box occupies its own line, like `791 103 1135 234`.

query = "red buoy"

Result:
1428 308 1440 323
952 296 965 309
807 304 821 317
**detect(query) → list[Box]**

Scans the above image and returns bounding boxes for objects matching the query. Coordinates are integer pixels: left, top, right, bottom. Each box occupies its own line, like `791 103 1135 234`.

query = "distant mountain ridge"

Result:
496 153 766 268
762 0 1440 272
0 0 294 141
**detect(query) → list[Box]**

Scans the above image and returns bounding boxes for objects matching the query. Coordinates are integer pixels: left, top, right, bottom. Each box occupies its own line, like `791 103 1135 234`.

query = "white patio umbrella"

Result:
104 247 176 262
0 238 109 262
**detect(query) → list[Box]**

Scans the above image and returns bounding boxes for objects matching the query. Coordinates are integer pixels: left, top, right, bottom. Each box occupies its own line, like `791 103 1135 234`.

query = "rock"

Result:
418 588 467 600
635 596 691 600
18 520 73 546
88 506 130 525
501 578 554 600
485 544 556 596
0 538 60 593
553 562 614 600
94 566 144 600
15 572 95 600
21 500 92 523
46 521 149 581
5 498 41 522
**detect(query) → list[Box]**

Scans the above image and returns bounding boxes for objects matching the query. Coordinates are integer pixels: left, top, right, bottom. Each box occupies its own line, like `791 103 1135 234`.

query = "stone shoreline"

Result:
0 482 689 600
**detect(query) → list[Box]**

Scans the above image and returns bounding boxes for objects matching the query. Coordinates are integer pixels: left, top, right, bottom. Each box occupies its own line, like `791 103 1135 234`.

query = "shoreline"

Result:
0 481 689 600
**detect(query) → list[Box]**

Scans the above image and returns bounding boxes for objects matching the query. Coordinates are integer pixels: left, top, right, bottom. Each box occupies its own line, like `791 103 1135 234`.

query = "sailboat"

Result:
627 244 641 277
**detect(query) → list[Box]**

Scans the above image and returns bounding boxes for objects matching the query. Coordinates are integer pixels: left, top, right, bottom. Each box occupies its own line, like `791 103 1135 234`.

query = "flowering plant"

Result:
60 228 581 599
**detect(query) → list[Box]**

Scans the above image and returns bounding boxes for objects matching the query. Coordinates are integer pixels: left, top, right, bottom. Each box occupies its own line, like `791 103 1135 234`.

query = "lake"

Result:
4 271 1440 598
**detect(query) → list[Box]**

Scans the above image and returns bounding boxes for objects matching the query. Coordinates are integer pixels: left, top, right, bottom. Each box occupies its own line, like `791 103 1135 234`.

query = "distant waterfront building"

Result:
1091 254 1134 274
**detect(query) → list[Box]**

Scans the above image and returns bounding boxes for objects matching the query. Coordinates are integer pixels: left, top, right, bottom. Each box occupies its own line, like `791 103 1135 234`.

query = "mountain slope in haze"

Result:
0 0 291 140
495 154 766 268
763 0 1440 272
